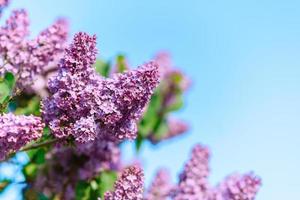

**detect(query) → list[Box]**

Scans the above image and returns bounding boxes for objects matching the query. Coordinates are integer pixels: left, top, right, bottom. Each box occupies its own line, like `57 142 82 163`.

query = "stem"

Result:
21 138 60 151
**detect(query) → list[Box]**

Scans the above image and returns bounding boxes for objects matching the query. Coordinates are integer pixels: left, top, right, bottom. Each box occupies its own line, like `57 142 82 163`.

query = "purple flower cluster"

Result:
104 165 144 200
100 144 261 200
145 169 173 200
34 139 120 199
216 173 261 200
0 113 44 160
42 32 159 143
172 144 261 200
0 9 68 88
173 144 210 200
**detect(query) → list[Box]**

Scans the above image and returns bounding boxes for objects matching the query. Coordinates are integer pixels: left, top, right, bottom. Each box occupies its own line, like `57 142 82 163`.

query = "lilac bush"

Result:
0 1 261 199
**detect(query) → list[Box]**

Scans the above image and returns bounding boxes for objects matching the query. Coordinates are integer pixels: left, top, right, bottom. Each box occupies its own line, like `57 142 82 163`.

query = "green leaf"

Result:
138 91 163 137
165 94 184 113
27 148 46 164
75 181 91 200
135 134 144 152
0 81 10 104
23 163 38 181
0 180 11 194
115 54 128 73
0 72 16 111
14 96 41 115
4 72 15 90
98 170 117 198
151 120 169 141
94 60 111 77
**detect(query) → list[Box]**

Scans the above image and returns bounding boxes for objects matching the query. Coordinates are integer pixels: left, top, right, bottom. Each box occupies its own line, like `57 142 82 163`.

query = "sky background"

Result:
1 0 300 199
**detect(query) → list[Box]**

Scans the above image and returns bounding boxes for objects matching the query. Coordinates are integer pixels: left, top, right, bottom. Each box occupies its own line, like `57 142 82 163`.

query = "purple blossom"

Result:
34 139 120 199
43 32 159 143
0 10 68 88
0 113 44 160
173 144 210 200
217 173 261 200
0 10 29 75
104 165 144 200
145 169 173 200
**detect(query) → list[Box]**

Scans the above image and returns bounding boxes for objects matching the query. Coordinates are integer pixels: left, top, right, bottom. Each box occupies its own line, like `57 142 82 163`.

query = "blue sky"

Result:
2 0 300 199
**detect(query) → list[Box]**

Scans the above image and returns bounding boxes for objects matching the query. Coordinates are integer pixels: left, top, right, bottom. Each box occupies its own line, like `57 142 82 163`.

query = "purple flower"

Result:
34 139 121 199
0 113 44 160
145 168 173 200
0 10 68 88
104 165 144 200
43 32 159 143
173 144 210 200
217 173 261 200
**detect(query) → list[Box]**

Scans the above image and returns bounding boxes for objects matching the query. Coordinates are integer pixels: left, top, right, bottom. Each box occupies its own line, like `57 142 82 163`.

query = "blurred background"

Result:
1 0 300 199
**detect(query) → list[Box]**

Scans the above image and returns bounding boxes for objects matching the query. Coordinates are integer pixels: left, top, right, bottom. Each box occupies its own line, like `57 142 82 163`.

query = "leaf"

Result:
14 96 41 115
98 170 117 198
75 181 91 200
23 163 38 181
4 72 15 90
135 134 144 152
0 81 10 104
0 72 15 111
115 54 128 73
0 180 11 194
94 60 111 77
27 148 46 164
151 120 169 141
138 91 163 137
165 94 184 113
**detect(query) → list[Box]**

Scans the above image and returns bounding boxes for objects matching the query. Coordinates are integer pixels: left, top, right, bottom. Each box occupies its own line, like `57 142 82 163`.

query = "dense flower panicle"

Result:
18 19 68 87
218 173 261 200
0 9 29 74
34 139 120 199
145 169 173 200
104 166 144 200
99 61 160 141
43 32 160 142
0 113 44 160
173 144 210 200
0 10 68 87
150 119 189 144
77 140 121 179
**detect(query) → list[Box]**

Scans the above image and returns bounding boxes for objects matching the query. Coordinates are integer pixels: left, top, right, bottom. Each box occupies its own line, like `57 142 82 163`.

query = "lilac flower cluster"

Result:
0 113 44 160
145 169 173 200
104 165 144 200
42 32 159 143
34 139 121 199
173 144 210 200
216 173 261 200
172 144 261 200
98 144 260 200
0 9 68 88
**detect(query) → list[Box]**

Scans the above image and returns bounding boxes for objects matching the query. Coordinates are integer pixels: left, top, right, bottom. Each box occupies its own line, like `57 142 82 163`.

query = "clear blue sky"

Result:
2 0 300 199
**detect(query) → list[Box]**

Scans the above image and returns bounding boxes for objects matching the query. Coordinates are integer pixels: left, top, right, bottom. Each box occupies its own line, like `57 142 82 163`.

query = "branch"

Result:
21 138 60 151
